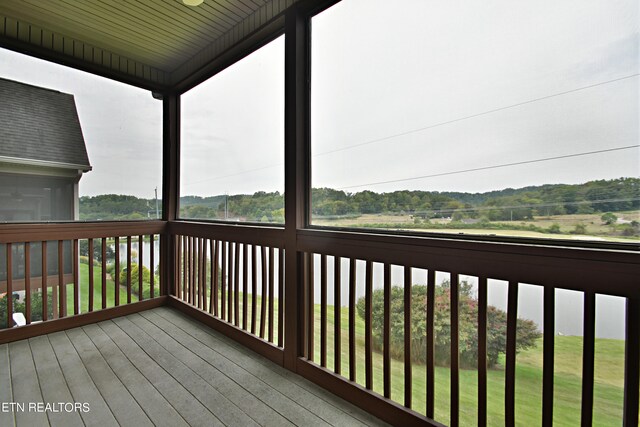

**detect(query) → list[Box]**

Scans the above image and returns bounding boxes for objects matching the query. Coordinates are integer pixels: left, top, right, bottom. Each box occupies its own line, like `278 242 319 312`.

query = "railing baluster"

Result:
228 242 234 323
114 237 120 307
260 246 267 338
349 257 356 382
243 243 248 330
101 238 107 309
126 237 132 304
89 238 95 311
320 254 327 367
478 277 488 427
505 280 519 427
193 238 199 308
198 238 203 309
542 285 555 426
138 235 143 301
623 297 640 426
221 241 227 320
73 240 79 314
6 243 12 328
426 268 435 419
150 234 155 299
182 236 187 300
278 248 284 347
212 240 219 316
383 263 391 398
334 256 341 374
268 247 274 343
59 240 66 317
365 260 373 390
581 291 596 426
307 252 314 360
25 242 31 324
451 272 460 427
201 238 207 311
404 266 412 407
251 244 257 334
41 241 47 321
234 242 240 326
190 237 196 305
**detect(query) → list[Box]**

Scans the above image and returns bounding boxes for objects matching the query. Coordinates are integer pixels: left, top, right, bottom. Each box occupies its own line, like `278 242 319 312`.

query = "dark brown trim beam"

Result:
282 4 310 371
161 92 180 296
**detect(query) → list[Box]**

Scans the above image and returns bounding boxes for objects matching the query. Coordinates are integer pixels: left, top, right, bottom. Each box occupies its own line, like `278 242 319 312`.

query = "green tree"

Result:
358 281 540 369
601 212 618 225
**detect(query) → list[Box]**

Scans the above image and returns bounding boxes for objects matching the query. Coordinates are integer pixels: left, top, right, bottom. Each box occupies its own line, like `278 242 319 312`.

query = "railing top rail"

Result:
169 221 285 248
0 221 167 243
297 229 640 297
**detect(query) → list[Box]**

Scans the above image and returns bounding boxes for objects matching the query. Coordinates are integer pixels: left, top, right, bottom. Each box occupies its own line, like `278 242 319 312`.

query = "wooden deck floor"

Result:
0 307 388 427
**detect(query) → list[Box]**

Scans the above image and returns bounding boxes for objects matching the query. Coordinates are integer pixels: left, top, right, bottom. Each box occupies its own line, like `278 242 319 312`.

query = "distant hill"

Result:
79 177 639 222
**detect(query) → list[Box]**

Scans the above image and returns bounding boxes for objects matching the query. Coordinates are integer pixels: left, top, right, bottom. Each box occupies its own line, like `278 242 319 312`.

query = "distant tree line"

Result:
80 177 639 225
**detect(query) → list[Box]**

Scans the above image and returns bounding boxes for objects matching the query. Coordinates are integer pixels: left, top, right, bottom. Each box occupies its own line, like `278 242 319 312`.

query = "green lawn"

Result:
63 263 138 314
308 304 627 426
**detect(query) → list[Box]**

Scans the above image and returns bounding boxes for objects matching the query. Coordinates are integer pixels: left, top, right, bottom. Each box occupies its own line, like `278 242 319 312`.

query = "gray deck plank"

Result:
64 327 153 427
28 335 83 427
47 331 118 427
112 315 258 427
81 323 189 427
4 307 389 427
0 344 16 427
96 320 222 427
8 340 49 427
139 310 334 427
154 307 389 427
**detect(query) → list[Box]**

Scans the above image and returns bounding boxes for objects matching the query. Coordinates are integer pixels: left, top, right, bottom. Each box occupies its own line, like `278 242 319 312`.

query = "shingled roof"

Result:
0 77 91 171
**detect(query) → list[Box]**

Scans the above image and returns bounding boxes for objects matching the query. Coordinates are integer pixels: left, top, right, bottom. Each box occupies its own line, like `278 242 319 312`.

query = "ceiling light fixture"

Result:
182 0 204 6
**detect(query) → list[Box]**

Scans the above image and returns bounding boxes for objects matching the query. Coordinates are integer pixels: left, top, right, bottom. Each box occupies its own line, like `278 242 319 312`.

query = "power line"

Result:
182 73 639 187
337 145 640 190
316 73 639 157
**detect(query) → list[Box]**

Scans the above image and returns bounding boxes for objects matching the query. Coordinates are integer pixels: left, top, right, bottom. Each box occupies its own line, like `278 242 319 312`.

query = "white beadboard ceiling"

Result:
0 0 297 89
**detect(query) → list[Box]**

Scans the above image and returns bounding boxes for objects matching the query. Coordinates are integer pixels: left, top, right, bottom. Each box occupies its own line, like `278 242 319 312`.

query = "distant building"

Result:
0 77 91 221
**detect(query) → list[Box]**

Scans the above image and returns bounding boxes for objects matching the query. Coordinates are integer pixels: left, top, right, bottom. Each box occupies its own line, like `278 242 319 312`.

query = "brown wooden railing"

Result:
170 222 285 353
0 219 637 426
0 222 165 339
295 229 639 427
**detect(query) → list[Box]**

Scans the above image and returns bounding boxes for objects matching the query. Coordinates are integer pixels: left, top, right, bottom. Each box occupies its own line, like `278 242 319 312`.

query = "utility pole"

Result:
225 192 228 220
155 187 159 219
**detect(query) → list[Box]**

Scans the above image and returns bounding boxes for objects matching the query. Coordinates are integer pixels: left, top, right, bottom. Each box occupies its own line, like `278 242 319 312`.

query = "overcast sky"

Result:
0 0 638 199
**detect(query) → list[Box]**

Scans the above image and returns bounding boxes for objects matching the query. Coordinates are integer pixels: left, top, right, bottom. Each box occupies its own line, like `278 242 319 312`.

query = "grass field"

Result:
314 211 640 243
307 304 628 426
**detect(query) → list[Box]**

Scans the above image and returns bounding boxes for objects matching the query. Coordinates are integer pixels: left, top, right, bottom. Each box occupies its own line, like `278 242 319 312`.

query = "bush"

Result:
119 263 151 295
0 291 52 328
572 223 587 234
357 281 540 369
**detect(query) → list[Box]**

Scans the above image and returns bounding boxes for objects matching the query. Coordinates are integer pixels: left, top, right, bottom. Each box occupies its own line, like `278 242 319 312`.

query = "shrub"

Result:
119 263 151 295
357 281 540 369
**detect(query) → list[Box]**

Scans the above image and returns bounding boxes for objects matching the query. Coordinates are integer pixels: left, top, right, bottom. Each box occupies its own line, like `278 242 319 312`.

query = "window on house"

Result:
310 0 639 244
180 36 285 224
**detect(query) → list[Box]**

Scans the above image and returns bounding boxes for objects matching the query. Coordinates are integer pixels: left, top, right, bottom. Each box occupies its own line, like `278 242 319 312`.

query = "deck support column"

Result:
283 6 310 371
161 92 180 297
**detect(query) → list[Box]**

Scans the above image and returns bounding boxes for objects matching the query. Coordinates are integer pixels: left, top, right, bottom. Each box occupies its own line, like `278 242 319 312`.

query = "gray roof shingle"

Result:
0 77 91 170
